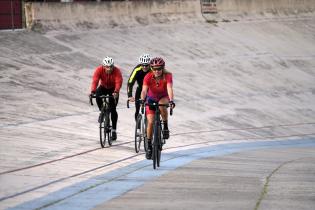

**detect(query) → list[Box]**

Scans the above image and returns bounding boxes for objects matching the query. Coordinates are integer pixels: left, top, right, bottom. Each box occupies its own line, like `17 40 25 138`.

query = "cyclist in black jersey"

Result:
127 54 151 120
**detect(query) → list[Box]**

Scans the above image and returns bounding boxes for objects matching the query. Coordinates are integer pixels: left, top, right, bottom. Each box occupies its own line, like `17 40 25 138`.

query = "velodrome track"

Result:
1 0 315 209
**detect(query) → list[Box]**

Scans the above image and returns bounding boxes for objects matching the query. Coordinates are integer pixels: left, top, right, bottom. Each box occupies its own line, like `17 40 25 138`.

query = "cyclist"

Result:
140 57 175 159
127 54 151 121
90 56 123 141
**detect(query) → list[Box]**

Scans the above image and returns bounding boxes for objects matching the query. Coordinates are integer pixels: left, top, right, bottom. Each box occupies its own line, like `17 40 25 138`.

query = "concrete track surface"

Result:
1 0 315 209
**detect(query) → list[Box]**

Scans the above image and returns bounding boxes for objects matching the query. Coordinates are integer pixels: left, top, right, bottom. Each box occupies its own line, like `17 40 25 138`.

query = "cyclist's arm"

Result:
167 83 174 101
141 85 148 101
127 67 140 97
166 73 174 101
127 78 136 98
127 83 134 98
141 72 151 101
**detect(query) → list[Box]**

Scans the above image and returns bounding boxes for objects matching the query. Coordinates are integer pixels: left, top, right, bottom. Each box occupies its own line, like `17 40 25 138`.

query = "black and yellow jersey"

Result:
127 64 150 98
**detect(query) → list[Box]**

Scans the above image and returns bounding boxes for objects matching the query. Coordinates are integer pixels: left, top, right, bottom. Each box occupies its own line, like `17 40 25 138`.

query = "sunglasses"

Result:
151 66 163 71
142 64 149 67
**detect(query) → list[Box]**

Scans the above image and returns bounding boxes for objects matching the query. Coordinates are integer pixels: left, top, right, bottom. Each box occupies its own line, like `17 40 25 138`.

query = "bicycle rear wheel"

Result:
135 114 143 153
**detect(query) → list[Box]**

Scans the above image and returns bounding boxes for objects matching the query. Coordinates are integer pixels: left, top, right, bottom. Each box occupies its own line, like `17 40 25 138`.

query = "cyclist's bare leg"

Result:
145 113 154 159
146 114 154 141
159 97 169 122
159 97 170 139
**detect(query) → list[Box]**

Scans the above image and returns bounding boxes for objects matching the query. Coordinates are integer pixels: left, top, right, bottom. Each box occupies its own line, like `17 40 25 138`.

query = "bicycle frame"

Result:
90 94 115 148
144 102 172 169
101 96 111 131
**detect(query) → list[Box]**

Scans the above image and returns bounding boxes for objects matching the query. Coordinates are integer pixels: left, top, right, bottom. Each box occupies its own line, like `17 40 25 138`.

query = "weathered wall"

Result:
25 0 315 31
217 0 315 13
25 0 203 31
208 0 315 21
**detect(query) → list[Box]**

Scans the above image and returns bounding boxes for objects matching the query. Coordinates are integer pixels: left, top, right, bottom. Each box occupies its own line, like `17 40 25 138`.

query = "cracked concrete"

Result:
94 147 315 210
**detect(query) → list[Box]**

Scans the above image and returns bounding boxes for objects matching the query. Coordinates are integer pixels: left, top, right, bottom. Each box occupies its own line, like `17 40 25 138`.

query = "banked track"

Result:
1 0 315 209
1 122 315 204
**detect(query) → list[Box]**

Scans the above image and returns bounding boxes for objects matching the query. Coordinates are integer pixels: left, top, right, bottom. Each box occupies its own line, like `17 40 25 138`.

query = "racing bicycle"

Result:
145 101 173 169
90 94 115 148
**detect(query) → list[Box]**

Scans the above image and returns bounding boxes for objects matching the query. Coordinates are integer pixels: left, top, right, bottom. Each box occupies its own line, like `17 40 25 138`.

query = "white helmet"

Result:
102 56 114 67
139 54 151 65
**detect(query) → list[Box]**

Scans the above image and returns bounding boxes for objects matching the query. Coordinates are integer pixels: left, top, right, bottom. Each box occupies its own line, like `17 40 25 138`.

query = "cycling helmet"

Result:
139 54 151 65
150 57 165 67
102 56 114 67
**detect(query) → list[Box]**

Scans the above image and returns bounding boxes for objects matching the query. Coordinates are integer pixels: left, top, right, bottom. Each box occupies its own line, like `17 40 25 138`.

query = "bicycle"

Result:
144 101 173 169
127 99 148 153
90 94 115 148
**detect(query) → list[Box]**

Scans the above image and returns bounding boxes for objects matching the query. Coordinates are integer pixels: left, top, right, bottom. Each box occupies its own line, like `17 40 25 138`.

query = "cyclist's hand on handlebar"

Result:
89 91 96 105
112 92 119 99
89 91 96 98
128 97 135 102
169 100 176 109
139 99 144 105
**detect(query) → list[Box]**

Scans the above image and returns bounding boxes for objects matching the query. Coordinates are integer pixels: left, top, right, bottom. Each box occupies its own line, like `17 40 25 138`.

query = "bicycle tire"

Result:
152 143 157 169
156 123 162 168
135 114 142 153
99 110 106 148
143 116 148 152
152 117 161 169
107 130 111 146
105 111 112 146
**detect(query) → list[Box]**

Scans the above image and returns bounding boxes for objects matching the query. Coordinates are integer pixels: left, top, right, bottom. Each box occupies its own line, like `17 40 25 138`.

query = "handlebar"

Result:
89 94 115 106
143 102 173 116
127 99 174 116
126 99 142 109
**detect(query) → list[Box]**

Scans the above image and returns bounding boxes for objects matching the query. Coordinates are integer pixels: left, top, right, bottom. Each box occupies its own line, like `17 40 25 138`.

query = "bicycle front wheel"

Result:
143 116 148 152
135 114 143 153
156 125 162 168
105 111 112 146
152 119 162 169
99 110 106 148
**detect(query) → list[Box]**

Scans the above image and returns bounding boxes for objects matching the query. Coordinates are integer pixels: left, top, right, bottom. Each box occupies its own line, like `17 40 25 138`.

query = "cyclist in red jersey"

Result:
90 56 123 141
140 57 175 159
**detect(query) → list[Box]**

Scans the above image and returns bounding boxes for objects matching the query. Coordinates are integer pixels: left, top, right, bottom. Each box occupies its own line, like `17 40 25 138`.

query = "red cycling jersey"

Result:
91 66 123 93
143 71 173 101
